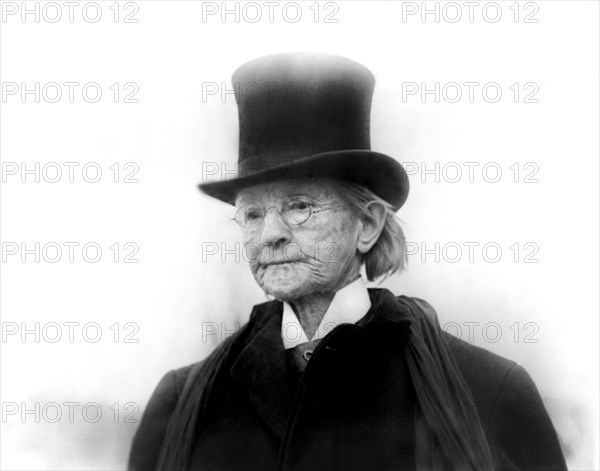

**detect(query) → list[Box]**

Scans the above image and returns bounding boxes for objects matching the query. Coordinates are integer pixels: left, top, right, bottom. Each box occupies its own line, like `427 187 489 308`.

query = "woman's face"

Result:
235 179 362 302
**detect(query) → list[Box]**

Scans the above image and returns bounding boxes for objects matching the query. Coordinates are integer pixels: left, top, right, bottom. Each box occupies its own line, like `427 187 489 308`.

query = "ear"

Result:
356 202 387 254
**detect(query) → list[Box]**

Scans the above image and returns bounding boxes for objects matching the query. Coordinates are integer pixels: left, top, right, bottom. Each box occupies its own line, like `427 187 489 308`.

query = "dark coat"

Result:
129 289 567 471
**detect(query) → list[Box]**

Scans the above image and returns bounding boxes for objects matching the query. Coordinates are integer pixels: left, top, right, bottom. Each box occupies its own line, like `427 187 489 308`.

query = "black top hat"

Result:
199 52 409 211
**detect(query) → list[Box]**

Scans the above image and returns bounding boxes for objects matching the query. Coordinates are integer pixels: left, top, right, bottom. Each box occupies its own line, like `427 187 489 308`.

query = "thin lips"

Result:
261 259 301 267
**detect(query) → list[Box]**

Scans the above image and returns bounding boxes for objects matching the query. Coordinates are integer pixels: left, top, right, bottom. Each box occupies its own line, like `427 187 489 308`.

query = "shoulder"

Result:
445 332 517 387
136 309 265 412
450 336 566 469
146 359 206 402
170 362 196 394
404 297 519 382
404 296 566 469
444 333 522 418
128 363 200 470
129 313 262 469
402 296 537 418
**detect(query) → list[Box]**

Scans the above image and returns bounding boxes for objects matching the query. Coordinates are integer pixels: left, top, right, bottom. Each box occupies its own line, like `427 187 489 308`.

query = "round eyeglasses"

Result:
234 200 342 229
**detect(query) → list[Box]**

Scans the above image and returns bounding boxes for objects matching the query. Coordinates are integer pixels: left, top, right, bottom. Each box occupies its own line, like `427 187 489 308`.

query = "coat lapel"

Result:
228 289 413 439
229 300 296 438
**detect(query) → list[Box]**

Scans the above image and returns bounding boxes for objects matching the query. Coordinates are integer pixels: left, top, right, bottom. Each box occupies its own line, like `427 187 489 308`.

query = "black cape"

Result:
129 289 566 471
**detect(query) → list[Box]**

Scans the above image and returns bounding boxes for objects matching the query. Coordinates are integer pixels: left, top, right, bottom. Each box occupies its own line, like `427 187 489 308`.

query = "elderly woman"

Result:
129 53 566 471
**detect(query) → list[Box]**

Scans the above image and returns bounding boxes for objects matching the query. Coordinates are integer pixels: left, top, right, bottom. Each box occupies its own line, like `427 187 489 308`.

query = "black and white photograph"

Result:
1 1 599 470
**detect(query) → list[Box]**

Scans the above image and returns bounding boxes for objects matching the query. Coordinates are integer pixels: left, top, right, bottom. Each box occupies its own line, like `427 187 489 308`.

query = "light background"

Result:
1 1 598 469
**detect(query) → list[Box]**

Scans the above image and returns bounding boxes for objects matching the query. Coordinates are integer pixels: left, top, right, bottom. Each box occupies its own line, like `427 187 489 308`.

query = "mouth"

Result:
261 260 301 268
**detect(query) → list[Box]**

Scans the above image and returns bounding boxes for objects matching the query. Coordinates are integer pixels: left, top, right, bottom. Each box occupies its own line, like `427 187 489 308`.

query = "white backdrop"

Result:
1 1 598 469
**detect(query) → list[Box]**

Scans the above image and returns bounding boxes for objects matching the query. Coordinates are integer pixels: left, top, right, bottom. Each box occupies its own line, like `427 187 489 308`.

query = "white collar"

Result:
280 276 372 349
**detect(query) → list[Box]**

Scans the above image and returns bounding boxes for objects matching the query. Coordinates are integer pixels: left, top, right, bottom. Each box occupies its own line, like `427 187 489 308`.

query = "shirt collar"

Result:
280 276 372 349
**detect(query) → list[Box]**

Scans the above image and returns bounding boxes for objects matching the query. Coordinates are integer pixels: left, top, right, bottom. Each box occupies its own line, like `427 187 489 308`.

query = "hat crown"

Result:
198 53 409 211
232 53 376 171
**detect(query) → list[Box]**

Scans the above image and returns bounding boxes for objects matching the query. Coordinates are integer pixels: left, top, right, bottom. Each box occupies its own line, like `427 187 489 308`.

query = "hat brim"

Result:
198 150 409 211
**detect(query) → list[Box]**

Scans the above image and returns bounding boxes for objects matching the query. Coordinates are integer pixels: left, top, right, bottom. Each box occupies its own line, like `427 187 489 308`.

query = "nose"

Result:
257 207 292 248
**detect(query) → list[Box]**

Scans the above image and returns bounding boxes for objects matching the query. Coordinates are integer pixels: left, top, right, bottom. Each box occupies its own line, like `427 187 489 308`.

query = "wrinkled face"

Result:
235 179 362 302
